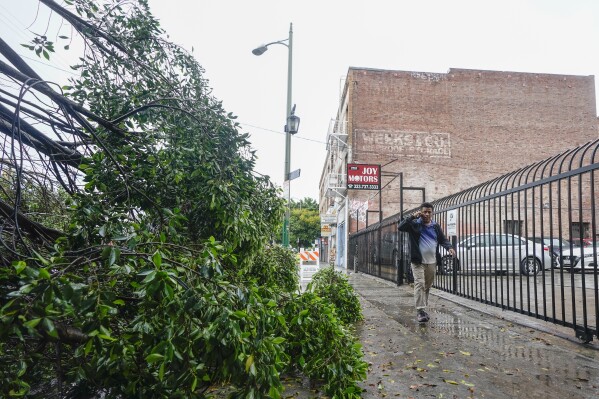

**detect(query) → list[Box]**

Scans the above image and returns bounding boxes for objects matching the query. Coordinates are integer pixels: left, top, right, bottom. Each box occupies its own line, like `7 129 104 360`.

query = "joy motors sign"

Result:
346 163 381 190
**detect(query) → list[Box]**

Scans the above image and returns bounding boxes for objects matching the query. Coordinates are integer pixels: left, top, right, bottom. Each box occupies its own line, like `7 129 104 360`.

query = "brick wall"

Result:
344 67 597 231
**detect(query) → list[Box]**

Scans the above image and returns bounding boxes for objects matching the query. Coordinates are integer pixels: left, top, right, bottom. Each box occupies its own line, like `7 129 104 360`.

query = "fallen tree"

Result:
0 1 366 397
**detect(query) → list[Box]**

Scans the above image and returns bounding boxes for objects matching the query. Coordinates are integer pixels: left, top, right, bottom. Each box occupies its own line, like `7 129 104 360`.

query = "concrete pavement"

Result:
346 271 599 398
215 271 599 398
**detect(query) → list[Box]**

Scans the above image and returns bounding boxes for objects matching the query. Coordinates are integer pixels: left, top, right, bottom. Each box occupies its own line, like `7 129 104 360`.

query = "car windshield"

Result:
571 239 588 248
544 238 571 247
557 239 571 247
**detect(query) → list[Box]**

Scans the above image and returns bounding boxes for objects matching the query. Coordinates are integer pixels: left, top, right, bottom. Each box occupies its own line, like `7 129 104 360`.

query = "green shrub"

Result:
307 266 363 324
284 292 367 398
0 242 292 399
243 244 299 293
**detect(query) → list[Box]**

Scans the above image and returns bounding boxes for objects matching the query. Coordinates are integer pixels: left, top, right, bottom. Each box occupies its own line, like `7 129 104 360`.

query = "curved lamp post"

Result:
252 23 300 247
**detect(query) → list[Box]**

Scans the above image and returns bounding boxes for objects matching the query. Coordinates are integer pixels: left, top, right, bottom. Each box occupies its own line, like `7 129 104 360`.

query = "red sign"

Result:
347 163 381 190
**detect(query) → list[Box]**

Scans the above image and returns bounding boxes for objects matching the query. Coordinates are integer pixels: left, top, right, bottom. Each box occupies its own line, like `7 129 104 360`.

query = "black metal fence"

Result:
350 214 412 284
349 139 599 342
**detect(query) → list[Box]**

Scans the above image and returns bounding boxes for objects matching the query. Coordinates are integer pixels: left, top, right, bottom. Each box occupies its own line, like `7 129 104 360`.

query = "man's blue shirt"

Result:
419 223 438 264
398 215 452 265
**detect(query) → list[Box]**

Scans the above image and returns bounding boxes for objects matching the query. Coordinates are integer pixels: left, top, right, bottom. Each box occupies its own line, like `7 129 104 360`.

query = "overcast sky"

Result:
2 0 599 201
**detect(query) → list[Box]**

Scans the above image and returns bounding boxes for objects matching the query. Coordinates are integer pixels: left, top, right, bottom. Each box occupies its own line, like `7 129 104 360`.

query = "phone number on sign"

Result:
348 184 379 189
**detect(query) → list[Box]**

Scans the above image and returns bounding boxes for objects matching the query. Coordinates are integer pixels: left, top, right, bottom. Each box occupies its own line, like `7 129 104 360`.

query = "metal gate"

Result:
349 139 599 342
350 214 411 285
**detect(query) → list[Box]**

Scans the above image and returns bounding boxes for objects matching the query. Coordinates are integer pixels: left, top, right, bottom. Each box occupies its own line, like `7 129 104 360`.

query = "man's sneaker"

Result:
417 310 429 323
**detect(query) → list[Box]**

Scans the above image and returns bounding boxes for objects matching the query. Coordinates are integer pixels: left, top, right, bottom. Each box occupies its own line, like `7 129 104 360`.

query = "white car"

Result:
560 246 599 272
440 233 553 276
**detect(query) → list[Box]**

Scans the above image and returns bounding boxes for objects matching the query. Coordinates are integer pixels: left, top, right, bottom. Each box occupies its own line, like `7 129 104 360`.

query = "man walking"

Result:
398 202 455 323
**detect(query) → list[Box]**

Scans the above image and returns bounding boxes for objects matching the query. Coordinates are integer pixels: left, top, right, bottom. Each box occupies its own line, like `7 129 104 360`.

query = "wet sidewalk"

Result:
349 271 599 398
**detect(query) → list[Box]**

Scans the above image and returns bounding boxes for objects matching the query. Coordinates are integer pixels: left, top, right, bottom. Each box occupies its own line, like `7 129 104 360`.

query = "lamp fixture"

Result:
285 104 300 134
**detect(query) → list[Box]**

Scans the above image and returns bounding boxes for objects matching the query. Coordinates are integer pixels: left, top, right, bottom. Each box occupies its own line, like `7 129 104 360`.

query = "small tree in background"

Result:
288 197 320 250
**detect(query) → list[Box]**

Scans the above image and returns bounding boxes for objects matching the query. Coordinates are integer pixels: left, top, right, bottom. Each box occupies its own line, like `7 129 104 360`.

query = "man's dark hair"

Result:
421 202 434 210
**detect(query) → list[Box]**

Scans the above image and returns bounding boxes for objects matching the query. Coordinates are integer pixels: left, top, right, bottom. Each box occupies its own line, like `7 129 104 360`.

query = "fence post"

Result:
451 235 458 293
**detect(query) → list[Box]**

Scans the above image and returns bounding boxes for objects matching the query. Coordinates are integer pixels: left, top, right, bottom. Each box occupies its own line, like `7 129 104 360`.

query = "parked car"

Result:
439 233 552 275
560 245 598 272
571 238 594 248
530 237 572 268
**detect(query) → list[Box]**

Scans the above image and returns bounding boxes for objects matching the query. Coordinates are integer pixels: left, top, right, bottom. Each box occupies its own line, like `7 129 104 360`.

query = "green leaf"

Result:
101 246 111 261
269 386 281 398
272 337 285 344
152 251 162 268
245 354 254 372
277 315 286 326
84 339 93 355
163 283 174 299
146 353 164 363
17 360 27 377
159 362 165 381
23 318 42 329
31 249 49 266
141 271 156 284
42 318 58 338
62 284 74 300
13 261 26 274
109 248 117 266
231 310 247 319
112 234 133 241
38 268 51 280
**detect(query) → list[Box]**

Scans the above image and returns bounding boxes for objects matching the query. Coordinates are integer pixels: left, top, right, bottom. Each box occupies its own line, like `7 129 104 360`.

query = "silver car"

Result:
440 233 552 275
561 246 598 272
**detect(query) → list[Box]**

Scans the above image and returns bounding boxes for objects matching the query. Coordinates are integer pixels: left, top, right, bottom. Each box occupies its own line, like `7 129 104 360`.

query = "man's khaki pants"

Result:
411 262 436 310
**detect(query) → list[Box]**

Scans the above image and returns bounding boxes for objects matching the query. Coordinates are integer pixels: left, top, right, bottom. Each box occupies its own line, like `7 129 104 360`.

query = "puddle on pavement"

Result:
363 298 599 389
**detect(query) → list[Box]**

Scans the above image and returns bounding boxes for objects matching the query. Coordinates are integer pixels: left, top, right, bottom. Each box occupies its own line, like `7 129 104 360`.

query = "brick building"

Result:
319 67 597 268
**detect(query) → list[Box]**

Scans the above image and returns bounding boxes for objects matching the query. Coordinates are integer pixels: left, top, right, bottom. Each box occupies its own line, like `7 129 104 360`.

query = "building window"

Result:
503 220 523 236
571 221 590 238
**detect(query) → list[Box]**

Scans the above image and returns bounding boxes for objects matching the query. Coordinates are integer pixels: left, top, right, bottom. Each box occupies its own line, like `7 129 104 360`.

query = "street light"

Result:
252 23 299 247
285 104 300 134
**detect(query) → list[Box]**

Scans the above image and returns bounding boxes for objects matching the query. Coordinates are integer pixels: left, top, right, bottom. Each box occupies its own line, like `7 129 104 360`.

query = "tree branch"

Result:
0 197 64 242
